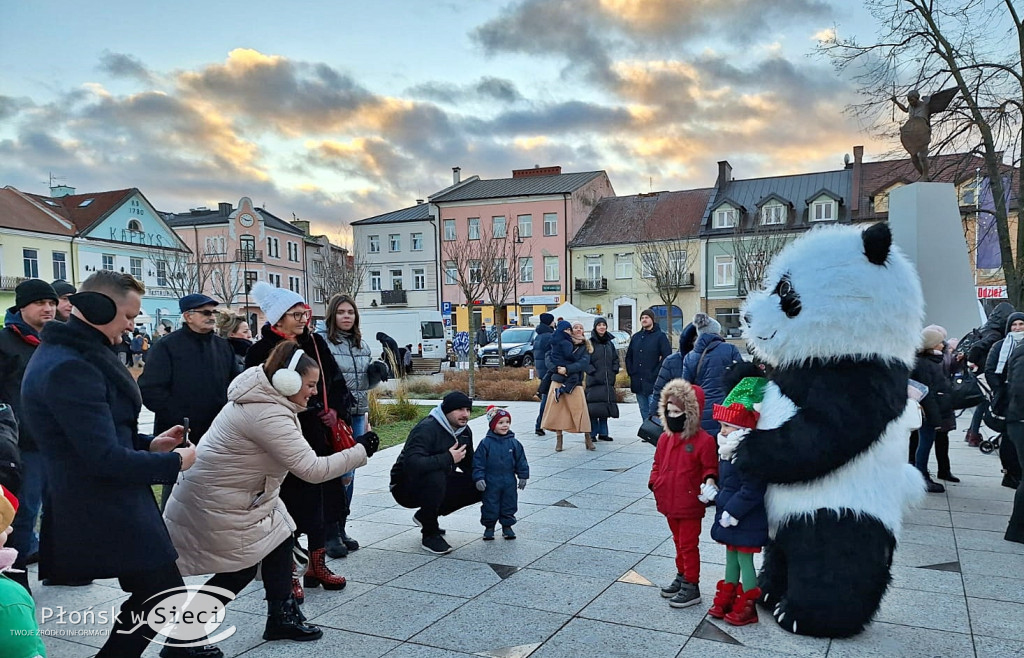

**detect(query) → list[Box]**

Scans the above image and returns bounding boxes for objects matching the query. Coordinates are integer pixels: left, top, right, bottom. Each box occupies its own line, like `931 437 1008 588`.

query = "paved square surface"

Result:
31 399 1023 657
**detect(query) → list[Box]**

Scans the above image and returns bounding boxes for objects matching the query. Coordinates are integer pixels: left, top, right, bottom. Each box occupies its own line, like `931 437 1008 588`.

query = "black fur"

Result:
733 357 909 484
720 361 764 395
862 223 891 266
758 511 895 638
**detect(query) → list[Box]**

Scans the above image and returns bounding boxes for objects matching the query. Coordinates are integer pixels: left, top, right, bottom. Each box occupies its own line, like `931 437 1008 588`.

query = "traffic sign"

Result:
444 317 452 327
441 301 452 315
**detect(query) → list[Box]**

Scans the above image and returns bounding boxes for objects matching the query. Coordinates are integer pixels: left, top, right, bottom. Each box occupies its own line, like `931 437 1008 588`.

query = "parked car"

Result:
611 330 630 350
476 326 537 367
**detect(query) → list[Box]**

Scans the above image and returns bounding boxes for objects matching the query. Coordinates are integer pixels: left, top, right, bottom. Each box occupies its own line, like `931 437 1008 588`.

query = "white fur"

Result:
764 401 926 538
754 381 798 430
742 225 924 369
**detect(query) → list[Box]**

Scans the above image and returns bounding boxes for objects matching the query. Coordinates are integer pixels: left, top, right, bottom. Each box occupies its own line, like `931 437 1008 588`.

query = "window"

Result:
52 252 67 280
714 255 735 287
127 219 143 233
962 185 977 206
391 269 403 290
368 235 380 253
615 254 633 279
413 268 426 290
389 234 400 252
544 256 559 282
313 287 325 303
206 236 226 255
493 259 509 283
585 255 601 279
492 216 506 238
519 257 533 282
268 273 281 287
130 257 143 279
444 261 457 285
288 241 300 262
716 307 743 338
289 276 301 293
312 260 323 276
761 203 785 225
469 260 483 284
543 213 557 236
468 218 480 240
244 270 257 293
641 254 655 278
812 199 835 221
714 207 736 229
411 232 423 251
370 270 382 291
669 249 687 271
102 254 115 271
518 214 532 238
239 235 256 259
157 261 168 286
267 237 280 259
443 219 456 241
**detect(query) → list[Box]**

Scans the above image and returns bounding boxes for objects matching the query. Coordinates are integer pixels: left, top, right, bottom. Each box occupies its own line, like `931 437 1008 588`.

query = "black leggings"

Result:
96 562 185 657
205 536 294 602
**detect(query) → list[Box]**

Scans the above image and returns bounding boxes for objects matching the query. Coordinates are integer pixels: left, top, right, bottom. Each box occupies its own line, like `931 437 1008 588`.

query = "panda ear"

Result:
862 223 891 265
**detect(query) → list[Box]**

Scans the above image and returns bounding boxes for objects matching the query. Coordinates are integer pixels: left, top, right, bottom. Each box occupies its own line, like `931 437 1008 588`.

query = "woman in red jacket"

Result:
649 378 718 609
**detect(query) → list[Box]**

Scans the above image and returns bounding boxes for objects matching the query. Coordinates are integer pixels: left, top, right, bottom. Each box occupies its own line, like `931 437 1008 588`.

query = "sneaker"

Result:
668 582 701 608
660 573 685 598
421 533 453 555
413 512 446 535
502 526 516 540
535 429 546 436
483 527 495 541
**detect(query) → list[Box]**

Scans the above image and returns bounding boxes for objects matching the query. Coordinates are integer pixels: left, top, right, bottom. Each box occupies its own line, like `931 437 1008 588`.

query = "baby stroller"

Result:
973 373 1003 455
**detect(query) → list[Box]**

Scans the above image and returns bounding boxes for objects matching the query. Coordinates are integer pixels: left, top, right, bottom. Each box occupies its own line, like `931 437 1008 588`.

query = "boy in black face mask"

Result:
648 379 718 609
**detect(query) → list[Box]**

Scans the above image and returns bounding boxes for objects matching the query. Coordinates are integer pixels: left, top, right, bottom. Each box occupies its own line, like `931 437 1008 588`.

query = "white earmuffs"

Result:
271 349 306 396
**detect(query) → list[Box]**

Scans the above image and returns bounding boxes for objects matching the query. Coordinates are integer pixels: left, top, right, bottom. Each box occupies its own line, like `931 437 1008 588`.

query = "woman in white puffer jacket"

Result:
164 341 379 644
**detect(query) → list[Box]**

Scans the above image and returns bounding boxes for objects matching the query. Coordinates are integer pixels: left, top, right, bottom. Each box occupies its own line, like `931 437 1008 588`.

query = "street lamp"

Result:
513 226 524 325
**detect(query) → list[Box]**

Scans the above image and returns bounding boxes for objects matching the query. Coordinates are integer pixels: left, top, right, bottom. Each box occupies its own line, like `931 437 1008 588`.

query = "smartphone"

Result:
182 417 191 448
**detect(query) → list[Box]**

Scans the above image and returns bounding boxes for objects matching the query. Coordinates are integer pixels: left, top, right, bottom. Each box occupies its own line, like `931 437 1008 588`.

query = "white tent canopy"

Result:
529 302 600 326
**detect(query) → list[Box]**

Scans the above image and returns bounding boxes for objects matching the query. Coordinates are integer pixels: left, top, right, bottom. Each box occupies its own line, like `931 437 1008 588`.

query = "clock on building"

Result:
239 213 256 227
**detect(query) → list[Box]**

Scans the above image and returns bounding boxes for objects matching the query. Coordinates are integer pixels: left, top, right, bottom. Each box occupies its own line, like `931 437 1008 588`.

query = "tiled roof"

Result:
569 188 713 247
0 187 76 235
706 169 852 232
23 188 135 233
163 206 304 235
351 203 432 225
430 171 604 202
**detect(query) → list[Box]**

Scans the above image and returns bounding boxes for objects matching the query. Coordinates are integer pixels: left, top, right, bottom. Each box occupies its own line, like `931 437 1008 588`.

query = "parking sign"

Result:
441 301 452 315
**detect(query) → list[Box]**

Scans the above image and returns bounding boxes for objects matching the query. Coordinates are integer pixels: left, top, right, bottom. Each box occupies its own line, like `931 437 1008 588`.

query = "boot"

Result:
303 548 347 590
291 561 304 604
324 522 348 559
159 644 223 657
660 573 686 598
936 472 961 483
724 585 761 626
707 580 738 619
923 472 946 494
967 432 982 448
555 431 563 452
340 519 359 552
263 599 323 642
584 433 596 451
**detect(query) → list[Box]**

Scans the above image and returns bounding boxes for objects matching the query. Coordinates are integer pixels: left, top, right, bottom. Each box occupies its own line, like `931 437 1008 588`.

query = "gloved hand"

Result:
318 408 338 428
698 481 719 504
475 480 487 492
355 431 380 458
718 428 750 461
517 478 528 490
719 511 739 528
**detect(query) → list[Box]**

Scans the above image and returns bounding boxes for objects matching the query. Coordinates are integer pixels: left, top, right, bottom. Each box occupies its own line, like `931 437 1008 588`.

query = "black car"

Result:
476 327 537 367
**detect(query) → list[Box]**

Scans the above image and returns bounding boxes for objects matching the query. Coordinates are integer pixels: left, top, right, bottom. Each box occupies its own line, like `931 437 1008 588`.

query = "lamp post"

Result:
512 226 524 325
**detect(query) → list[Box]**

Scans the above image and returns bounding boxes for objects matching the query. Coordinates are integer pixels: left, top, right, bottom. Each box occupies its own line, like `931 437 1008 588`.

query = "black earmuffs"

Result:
68 292 118 325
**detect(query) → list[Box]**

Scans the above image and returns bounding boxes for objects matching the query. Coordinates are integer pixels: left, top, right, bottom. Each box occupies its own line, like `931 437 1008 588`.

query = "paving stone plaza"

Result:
33 400 1024 657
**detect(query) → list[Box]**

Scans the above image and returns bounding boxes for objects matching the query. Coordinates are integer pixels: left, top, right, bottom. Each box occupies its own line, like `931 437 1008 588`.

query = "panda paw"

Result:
772 598 800 635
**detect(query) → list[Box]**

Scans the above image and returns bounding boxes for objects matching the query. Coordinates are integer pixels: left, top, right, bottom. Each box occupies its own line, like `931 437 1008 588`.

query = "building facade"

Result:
0 187 76 314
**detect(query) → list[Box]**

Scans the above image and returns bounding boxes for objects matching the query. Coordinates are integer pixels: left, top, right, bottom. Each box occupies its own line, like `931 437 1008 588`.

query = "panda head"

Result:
741 223 923 369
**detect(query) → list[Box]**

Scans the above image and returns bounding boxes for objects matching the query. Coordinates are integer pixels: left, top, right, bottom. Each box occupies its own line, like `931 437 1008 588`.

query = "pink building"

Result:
430 166 614 330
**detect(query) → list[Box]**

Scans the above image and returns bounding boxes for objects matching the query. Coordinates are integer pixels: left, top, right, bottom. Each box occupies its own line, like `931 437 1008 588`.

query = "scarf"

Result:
5 312 41 347
995 331 1024 374
428 404 467 439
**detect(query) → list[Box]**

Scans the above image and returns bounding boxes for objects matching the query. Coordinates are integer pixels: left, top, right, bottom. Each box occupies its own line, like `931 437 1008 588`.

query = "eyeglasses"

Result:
188 309 216 317
285 311 311 321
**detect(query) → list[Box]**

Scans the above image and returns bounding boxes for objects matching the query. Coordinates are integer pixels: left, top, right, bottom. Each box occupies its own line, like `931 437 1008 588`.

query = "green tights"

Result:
724 548 757 590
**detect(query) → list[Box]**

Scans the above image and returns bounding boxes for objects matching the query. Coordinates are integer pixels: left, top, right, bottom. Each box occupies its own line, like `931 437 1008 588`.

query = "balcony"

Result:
235 248 264 263
381 289 408 305
575 277 608 292
0 276 27 291
669 272 695 288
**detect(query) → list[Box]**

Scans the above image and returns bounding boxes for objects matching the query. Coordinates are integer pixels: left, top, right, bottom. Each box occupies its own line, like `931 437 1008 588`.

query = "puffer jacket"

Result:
710 457 768 548
164 366 367 577
968 301 1014 366
648 379 718 519
586 329 620 419
682 333 742 433
533 323 555 379
911 350 952 429
0 314 40 451
319 330 372 415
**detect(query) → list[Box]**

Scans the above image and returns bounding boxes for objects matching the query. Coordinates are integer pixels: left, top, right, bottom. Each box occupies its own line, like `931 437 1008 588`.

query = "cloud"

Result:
97 51 154 83
407 76 524 105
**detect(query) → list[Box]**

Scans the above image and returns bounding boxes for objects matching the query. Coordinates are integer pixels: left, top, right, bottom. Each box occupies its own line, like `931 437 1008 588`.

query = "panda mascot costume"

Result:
733 223 926 638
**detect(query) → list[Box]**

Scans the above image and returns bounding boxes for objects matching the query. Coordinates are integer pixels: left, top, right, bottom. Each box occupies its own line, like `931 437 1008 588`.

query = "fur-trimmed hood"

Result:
658 378 704 437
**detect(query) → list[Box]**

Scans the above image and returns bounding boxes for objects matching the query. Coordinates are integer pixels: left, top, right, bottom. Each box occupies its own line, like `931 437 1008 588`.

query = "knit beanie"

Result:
556 320 572 333
693 312 722 336
486 405 511 431
1007 312 1024 334
712 377 768 430
252 281 305 326
50 280 77 297
920 326 945 351
0 485 17 534
923 324 947 340
593 317 607 330
441 391 473 414
539 313 554 326
14 279 58 309
640 308 656 322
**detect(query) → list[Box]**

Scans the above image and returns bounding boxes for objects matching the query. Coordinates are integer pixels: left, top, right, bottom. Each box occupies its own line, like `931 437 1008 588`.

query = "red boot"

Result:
303 548 347 590
966 432 982 448
291 577 305 604
724 585 761 626
707 580 737 619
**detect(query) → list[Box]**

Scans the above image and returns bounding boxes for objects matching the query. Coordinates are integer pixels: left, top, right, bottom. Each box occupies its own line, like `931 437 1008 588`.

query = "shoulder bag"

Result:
310 339 357 452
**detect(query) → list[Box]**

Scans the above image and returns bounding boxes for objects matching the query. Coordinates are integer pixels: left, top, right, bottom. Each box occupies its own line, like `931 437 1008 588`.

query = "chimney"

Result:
416 199 424 205
512 165 562 178
50 184 76 198
290 219 311 235
851 145 864 213
452 166 461 185
218 202 232 216
716 161 732 187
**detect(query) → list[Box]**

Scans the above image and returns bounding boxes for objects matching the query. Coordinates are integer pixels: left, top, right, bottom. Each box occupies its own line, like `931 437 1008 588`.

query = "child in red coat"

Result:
648 378 718 608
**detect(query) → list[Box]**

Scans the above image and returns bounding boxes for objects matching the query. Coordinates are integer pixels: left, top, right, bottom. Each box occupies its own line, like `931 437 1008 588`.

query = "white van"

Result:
358 309 446 360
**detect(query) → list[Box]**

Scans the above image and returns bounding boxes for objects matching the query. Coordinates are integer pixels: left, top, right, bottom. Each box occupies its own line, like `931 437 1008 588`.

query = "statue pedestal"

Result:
888 183 982 339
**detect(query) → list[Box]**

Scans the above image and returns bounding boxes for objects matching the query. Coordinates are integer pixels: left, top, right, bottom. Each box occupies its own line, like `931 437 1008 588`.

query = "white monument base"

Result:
888 182 980 340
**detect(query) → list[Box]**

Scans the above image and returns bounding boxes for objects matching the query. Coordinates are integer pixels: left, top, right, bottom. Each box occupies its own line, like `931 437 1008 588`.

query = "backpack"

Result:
954 327 983 361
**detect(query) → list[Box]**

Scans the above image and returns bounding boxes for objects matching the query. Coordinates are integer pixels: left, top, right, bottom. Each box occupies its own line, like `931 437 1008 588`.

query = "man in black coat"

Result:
390 391 481 555
966 302 1015 449
532 313 556 435
625 309 671 420
377 331 401 376
21 271 219 658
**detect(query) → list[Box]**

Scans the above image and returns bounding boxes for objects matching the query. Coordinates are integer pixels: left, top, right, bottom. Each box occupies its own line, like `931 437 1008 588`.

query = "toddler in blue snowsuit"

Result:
474 406 530 540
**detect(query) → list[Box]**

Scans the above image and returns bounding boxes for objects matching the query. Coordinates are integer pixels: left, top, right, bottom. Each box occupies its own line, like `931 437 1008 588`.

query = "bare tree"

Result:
818 0 1024 304
312 238 368 300
208 255 245 308
441 225 494 398
147 245 214 299
480 218 525 362
731 221 793 296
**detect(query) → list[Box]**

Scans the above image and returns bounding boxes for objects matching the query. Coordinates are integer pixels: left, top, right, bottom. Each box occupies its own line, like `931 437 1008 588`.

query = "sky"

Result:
0 0 889 236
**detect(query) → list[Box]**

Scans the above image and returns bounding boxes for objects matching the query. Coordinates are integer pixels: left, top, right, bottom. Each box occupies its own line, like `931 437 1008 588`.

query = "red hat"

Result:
486 405 511 431
0 485 18 534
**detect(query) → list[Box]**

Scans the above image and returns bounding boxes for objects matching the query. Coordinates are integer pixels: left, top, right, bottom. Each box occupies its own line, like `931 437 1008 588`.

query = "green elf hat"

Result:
712 377 767 429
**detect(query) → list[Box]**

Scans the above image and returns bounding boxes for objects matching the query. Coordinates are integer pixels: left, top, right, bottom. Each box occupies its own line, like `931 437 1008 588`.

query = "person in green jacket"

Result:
0 484 46 657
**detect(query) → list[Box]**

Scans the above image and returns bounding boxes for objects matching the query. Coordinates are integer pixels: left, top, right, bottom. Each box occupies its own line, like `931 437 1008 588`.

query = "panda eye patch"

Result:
773 275 801 318
776 279 793 297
